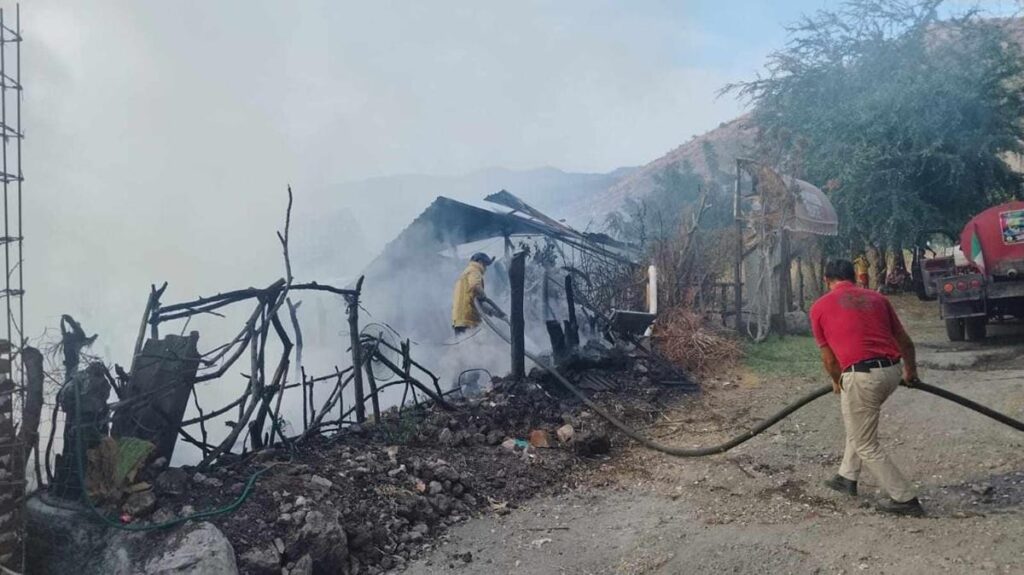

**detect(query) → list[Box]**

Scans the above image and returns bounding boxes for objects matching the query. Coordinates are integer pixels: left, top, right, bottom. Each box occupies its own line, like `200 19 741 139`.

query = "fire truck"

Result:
912 200 1024 341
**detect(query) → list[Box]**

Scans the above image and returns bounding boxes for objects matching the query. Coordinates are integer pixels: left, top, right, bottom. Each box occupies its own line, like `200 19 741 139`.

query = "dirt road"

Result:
406 295 1024 574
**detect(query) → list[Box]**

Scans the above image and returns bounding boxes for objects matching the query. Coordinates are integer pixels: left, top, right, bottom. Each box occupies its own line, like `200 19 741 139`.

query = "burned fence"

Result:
41 189 662 497
101 276 452 471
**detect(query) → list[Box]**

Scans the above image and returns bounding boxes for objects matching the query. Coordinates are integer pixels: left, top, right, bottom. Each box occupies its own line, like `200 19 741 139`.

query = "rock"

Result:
438 427 455 445
574 432 611 456
309 474 334 489
556 424 575 443
452 551 473 563
970 483 994 496
190 472 223 489
127 481 152 493
228 482 245 496
138 522 239 574
501 438 517 451
122 490 158 518
486 430 504 446
239 546 280 575
429 481 444 495
151 508 176 523
154 468 189 496
289 554 314 575
285 508 349 571
149 457 169 471
528 429 551 448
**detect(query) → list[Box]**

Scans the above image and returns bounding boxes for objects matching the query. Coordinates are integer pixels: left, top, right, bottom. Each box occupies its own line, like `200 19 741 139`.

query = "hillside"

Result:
576 114 758 224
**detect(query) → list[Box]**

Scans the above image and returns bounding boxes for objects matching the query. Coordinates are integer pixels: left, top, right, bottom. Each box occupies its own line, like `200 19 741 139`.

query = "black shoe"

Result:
823 475 858 496
877 497 925 517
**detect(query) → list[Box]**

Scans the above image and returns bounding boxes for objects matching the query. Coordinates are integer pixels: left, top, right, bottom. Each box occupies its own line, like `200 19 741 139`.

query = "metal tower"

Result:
0 4 23 571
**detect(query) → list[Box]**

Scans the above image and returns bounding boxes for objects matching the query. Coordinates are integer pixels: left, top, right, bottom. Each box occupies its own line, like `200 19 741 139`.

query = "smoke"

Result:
24 0 786 466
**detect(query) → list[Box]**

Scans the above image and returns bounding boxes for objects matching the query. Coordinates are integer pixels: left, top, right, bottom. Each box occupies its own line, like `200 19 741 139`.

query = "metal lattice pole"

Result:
0 4 24 571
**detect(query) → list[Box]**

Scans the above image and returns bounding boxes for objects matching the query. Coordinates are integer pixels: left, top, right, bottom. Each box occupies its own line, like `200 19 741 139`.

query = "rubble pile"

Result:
125 366 686 575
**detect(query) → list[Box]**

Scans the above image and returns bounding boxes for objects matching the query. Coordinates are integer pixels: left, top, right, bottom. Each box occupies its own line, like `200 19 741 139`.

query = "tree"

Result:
605 160 733 247
726 0 1024 251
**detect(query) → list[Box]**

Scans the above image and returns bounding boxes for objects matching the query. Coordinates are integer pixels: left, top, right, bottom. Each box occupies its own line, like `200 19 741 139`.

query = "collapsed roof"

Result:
363 191 637 274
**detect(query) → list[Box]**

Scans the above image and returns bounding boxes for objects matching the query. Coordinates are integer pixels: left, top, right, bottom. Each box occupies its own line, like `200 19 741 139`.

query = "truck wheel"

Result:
965 318 987 341
945 318 965 342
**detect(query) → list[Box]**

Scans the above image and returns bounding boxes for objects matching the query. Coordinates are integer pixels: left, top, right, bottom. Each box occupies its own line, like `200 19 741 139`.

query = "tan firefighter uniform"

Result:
451 261 486 329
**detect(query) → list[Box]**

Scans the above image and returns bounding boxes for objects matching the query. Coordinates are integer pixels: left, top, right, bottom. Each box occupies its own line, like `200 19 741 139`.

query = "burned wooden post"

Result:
509 251 526 380
111 332 201 462
545 321 567 362
19 347 44 486
364 349 381 423
54 363 111 499
346 276 366 424
564 274 580 351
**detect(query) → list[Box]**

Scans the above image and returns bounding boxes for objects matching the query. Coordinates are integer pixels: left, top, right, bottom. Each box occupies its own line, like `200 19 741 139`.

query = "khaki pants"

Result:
838 364 916 502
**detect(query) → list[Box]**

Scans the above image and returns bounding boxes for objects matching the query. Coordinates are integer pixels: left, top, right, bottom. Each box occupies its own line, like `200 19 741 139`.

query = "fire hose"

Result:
474 300 1024 457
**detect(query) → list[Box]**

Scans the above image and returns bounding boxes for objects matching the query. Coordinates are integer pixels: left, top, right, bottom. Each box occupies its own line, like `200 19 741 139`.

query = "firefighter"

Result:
811 259 924 517
451 253 493 334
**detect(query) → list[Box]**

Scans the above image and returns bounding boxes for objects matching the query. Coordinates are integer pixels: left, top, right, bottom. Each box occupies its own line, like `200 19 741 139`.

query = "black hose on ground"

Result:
475 301 1024 458
908 380 1024 433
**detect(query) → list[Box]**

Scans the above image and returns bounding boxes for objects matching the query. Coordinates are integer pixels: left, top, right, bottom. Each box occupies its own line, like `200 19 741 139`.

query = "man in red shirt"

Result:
810 259 924 517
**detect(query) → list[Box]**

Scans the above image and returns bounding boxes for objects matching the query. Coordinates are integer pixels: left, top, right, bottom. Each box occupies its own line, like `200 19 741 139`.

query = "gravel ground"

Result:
406 295 1024 574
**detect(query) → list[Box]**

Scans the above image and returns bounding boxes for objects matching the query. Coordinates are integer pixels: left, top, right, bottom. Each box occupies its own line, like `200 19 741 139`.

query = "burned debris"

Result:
24 189 706 574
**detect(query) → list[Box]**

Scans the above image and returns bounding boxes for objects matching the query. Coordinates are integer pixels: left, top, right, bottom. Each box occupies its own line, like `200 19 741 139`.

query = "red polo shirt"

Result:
810 281 904 370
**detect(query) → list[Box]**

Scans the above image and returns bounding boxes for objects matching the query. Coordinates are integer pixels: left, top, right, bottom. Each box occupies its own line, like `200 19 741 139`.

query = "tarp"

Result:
740 160 839 237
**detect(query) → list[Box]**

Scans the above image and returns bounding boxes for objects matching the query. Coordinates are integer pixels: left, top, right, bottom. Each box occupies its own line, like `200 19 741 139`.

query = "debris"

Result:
122 490 157 518
501 438 518 451
127 481 151 493
284 508 349 571
653 306 742 376
308 474 334 489
239 546 280 575
574 432 611 457
530 537 553 548
438 427 455 446
289 554 314 575
556 424 575 443
528 429 551 448
486 430 505 445
155 468 189 496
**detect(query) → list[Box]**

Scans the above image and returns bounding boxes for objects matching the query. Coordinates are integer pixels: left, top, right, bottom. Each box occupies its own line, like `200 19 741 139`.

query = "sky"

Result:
18 0 1024 360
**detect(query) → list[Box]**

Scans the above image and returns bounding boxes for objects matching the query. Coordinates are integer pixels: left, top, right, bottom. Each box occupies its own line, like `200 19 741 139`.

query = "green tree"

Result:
727 0 1024 251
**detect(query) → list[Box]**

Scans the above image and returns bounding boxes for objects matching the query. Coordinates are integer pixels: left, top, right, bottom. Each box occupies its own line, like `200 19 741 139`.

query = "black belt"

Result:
843 357 900 373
